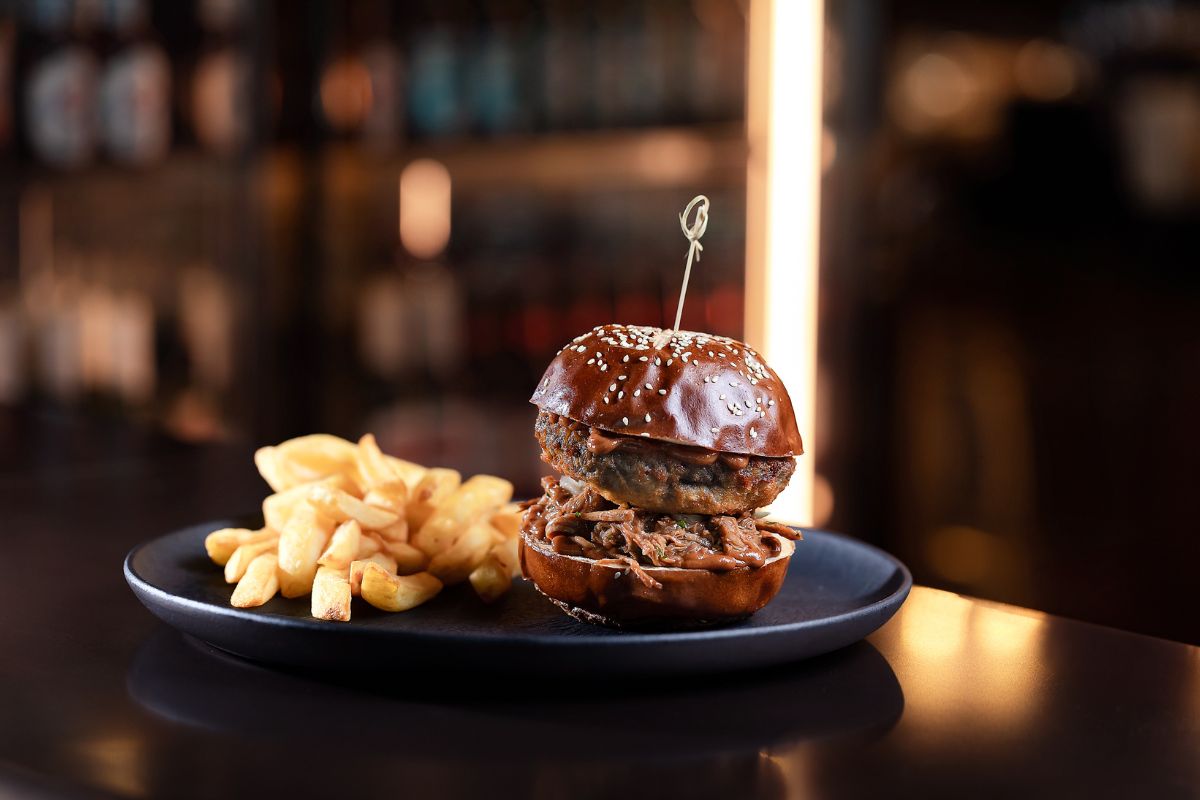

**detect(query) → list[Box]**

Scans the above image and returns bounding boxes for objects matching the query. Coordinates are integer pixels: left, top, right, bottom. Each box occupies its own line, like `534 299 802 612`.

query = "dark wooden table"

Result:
1 413 1197 799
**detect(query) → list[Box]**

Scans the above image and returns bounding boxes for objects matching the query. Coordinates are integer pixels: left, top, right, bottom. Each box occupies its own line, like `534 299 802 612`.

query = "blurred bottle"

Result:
647 0 693 125
361 36 404 150
688 0 746 122
357 267 414 380
177 265 234 395
466 0 529 137
96 0 171 165
110 287 154 404
22 0 99 168
591 0 628 127
28 264 83 401
539 0 592 130
407 4 464 138
409 261 463 382
191 0 252 156
620 2 668 126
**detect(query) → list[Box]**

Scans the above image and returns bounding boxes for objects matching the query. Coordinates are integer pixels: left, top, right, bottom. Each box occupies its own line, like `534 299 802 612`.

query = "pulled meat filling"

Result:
522 476 799 589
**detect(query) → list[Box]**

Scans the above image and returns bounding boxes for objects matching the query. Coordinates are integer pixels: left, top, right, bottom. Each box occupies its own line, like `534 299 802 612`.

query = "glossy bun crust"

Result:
519 530 795 629
530 324 804 458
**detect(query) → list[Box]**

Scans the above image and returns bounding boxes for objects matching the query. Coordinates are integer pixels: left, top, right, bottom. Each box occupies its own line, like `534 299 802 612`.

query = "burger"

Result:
519 323 804 629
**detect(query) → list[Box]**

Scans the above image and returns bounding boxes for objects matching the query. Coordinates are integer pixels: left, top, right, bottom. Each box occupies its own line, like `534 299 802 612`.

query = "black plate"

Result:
124 520 911 677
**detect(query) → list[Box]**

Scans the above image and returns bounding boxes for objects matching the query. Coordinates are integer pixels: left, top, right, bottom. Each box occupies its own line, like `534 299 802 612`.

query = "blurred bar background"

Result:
0 0 1196 644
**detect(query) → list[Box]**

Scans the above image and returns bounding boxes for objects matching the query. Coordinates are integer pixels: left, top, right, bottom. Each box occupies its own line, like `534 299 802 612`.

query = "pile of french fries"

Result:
203 434 521 621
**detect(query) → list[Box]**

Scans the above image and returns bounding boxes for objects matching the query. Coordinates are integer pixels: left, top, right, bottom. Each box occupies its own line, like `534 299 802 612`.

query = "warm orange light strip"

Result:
745 0 823 525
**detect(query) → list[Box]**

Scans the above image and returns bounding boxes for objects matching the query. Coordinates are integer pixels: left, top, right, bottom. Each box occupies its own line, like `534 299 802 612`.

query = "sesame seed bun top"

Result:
529 324 804 458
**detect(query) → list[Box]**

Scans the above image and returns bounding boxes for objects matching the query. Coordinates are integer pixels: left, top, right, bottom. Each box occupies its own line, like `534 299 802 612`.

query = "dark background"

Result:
0 0 1196 644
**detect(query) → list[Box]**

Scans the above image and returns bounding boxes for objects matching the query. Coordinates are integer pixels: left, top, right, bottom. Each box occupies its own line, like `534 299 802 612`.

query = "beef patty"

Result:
534 410 795 515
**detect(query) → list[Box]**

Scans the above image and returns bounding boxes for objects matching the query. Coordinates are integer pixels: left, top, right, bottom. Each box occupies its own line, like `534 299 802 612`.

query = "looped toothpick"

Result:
669 194 710 335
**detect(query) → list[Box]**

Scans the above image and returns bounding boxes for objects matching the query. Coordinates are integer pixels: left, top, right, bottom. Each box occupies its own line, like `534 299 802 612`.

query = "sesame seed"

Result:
603 396 610 403
609 383 617 392
708 351 714 357
719 394 726 400
658 389 666 395
768 400 775 406
644 383 652 390
744 401 752 409
623 355 630 363
644 413 651 422
587 358 595 365
655 358 661 366
622 417 629 425
600 364 608 371
576 346 587 352
710 427 719 433
639 356 648 362
618 375 627 381
596 352 602 358
730 381 738 387
666 359 674 366
618 391 625 399
750 429 758 438
640 432 650 437
634 390 641 397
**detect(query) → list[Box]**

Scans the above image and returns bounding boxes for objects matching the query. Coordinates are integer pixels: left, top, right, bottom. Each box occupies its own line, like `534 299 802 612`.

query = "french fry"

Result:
355 533 383 558
317 520 361 571
253 446 292 492
363 480 409 516
406 468 462 531
469 554 513 603
277 503 335 598
205 527 274 565
490 535 521 578
385 455 428 490
308 486 399 530
262 475 354 532
489 503 522 542
356 433 400 489
224 535 280 583
275 434 358 479
376 538 427 575
349 553 397 596
360 563 442 612
374 519 408 544
413 474 512 557
231 553 279 608
311 565 352 621
426 520 496 584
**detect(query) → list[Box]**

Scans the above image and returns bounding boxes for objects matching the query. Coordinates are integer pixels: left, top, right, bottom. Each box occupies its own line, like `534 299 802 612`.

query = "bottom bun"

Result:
519 531 795 630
